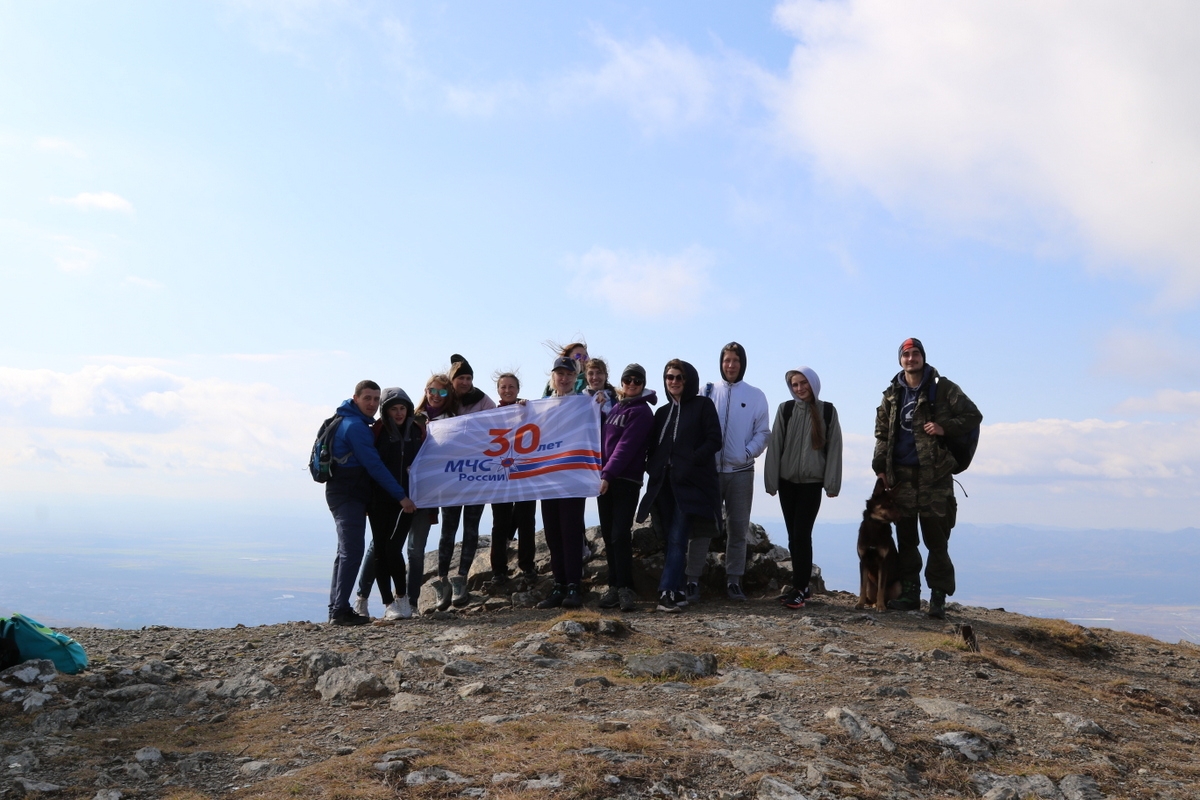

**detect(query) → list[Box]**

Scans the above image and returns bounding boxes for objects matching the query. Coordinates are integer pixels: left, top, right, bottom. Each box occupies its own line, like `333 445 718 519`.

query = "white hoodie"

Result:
706 379 771 473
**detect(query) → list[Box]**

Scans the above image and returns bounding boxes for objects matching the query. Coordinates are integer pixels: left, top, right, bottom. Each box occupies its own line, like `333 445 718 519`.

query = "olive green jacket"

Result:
872 367 982 487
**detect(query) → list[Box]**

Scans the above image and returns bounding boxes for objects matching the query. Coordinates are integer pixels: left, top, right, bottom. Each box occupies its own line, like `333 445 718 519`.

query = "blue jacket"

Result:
330 399 408 502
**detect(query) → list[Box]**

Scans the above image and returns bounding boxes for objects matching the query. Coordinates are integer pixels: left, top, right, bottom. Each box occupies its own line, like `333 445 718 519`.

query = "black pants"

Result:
438 504 483 578
778 480 823 592
366 500 410 606
541 497 586 585
597 479 640 589
490 500 537 576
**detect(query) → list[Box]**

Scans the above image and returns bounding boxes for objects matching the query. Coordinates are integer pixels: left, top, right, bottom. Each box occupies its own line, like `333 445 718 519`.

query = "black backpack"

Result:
928 377 979 474
309 413 350 483
781 400 835 454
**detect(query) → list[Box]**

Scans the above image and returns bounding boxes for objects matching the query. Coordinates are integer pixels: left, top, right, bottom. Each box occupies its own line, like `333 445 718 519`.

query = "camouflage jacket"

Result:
872 366 982 486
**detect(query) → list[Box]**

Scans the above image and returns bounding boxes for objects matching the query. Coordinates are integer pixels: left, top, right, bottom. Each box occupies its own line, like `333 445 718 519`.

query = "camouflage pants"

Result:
891 465 957 596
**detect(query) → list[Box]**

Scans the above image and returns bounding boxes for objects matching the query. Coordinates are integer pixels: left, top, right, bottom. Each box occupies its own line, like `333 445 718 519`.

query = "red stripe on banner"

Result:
516 449 602 465
510 462 602 479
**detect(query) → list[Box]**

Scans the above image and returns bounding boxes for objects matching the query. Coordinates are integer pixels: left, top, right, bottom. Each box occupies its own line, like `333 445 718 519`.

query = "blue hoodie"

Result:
330 398 408 502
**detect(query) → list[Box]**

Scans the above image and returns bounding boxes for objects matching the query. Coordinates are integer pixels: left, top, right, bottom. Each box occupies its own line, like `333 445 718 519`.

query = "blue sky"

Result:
2 0 1199 538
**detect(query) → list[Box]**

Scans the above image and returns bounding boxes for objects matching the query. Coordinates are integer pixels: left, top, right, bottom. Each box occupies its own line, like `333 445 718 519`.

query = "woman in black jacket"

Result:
367 387 422 620
635 359 722 612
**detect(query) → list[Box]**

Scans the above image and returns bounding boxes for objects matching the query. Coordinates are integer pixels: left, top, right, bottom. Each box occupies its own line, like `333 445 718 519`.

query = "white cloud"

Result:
57 191 135 214
769 0 1200 300
0 365 323 488
569 246 714 316
35 137 85 158
1116 390 1200 416
1093 327 1200 382
54 244 98 273
124 275 164 289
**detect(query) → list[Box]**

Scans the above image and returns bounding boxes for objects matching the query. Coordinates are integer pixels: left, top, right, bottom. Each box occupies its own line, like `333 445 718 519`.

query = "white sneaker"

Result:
383 598 412 620
353 594 370 618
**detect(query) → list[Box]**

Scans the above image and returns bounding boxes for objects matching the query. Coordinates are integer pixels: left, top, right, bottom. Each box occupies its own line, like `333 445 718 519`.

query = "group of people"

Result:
320 338 980 626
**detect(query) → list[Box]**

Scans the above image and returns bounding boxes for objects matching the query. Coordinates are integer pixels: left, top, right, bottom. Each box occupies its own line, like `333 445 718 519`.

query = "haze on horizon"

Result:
2 1 1199 549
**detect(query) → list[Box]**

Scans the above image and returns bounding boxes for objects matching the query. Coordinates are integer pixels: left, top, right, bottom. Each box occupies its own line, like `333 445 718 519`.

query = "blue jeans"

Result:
656 492 690 594
356 540 376 598
326 469 369 617
405 508 437 608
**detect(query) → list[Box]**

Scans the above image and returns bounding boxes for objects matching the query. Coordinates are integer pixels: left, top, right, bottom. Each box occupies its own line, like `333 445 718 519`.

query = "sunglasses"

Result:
572 353 588 360
621 376 644 385
665 373 684 382
426 388 449 397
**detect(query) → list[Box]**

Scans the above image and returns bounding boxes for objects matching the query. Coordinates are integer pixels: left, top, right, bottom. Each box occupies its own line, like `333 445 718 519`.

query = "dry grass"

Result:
714 645 809 673
1012 618 1111 659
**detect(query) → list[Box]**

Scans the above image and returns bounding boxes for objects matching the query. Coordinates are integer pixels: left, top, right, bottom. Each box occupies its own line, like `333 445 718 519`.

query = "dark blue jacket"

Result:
330 399 408 502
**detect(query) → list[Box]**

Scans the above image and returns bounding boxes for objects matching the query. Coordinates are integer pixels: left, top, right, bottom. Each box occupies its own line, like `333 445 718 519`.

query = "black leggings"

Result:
597 479 640 589
541 497 586 585
366 500 410 606
778 480 822 592
490 500 537 576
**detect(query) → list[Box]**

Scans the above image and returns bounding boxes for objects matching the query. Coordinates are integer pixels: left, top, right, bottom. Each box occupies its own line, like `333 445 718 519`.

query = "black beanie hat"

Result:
448 354 474 379
898 338 926 364
620 363 646 384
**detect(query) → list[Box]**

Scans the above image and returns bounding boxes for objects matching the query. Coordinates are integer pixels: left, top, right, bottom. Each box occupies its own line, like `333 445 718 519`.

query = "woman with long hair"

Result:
763 367 843 609
541 340 589 397
635 359 722 613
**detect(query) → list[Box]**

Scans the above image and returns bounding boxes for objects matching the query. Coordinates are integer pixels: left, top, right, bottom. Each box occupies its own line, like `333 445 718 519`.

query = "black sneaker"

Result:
537 583 566 609
928 589 947 619
726 582 747 602
684 582 701 605
597 587 620 609
330 608 371 627
562 583 583 609
782 589 805 610
656 591 680 613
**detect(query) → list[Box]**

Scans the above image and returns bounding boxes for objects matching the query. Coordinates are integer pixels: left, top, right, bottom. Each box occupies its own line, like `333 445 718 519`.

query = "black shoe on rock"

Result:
537 583 566 609
330 608 371 627
597 587 620 609
562 583 583 609
927 589 947 619
887 581 921 611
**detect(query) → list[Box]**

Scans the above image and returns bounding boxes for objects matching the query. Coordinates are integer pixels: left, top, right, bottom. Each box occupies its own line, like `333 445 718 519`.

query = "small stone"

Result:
93 791 123 800
442 660 484 677
1059 774 1105 800
492 772 521 783
825 706 896 752
670 712 727 740
935 731 994 761
314 667 388 702
756 775 806 799
458 681 491 698
406 766 469 785
479 714 523 724
574 676 612 688
1054 712 1110 737
519 773 565 789
550 620 586 635
240 760 278 778
389 692 430 712
598 720 630 732
14 777 62 794
374 760 406 773
335 746 355 756
134 747 163 763
624 651 718 679
928 648 955 661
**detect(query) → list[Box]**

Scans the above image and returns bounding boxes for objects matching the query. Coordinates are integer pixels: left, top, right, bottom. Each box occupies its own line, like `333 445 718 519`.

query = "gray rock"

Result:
935 731 994 761
21 691 52 712
1 660 57 685
757 775 809 799
389 692 429 712
479 714 523 724
137 661 178 684
971 772 1063 799
240 760 279 778
301 649 344 679
315 667 388 702
1053 712 1110 737
93 791 123 800
519 773 564 789
382 748 426 761
124 762 150 780
670 712 727 740
458 681 491 698
715 748 787 775
913 697 1010 735
1059 774 1105 800
764 712 829 749
14 777 62 793
442 660 484 677
203 673 279 701
824 707 896 753
550 620 586 636
104 683 160 702
134 746 163 763
374 760 406 773
406 766 470 785
31 708 79 735
577 746 644 762
982 788 1018 800
821 644 856 660
624 651 717 679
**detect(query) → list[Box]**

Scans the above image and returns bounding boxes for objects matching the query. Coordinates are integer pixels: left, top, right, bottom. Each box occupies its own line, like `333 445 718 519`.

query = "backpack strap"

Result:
703 382 714 399
823 402 835 455
781 399 796 435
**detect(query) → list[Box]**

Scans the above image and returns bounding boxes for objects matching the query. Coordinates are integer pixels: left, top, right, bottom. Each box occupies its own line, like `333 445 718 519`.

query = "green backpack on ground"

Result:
0 613 89 674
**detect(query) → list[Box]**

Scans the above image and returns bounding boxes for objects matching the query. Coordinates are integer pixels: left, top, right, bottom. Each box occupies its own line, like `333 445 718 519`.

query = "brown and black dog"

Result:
855 480 903 612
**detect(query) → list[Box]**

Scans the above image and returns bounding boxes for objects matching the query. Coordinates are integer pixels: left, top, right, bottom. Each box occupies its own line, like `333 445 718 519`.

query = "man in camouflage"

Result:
873 338 982 619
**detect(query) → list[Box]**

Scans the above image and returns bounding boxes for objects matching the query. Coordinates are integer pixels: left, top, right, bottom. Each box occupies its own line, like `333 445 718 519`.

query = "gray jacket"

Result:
762 398 843 496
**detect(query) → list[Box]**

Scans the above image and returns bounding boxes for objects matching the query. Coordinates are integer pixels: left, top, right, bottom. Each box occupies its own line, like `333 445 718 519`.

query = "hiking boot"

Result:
782 588 806 609
487 573 509 591
436 579 453 611
887 581 921 611
618 587 638 612
597 587 620 609
684 582 701 605
927 589 947 619
562 583 583 609
353 594 370 619
450 576 470 608
656 591 680 613
537 583 566 609
383 597 412 620
519 569 539 588
330 608 371 627
726 582 747 602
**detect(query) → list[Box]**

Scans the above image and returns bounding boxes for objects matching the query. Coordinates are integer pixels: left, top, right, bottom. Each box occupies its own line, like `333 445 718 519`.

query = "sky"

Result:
2 0 1199 543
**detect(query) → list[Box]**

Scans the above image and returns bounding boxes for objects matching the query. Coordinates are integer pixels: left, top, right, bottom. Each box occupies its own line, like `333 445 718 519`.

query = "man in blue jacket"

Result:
326 380 415 625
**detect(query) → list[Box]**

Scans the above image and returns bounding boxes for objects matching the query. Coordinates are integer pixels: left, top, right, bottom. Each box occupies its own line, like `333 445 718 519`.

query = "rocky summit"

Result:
3 527 1199 799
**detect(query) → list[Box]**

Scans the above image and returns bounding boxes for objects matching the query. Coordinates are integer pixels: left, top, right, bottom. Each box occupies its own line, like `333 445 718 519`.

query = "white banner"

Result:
408 394 602 507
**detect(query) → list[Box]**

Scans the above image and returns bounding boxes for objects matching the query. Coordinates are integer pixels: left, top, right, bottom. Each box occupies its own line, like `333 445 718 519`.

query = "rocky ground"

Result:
4 526 1200 800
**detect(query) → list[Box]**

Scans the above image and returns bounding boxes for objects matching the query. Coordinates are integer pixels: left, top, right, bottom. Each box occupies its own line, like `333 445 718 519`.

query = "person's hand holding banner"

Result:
408 394 602 508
